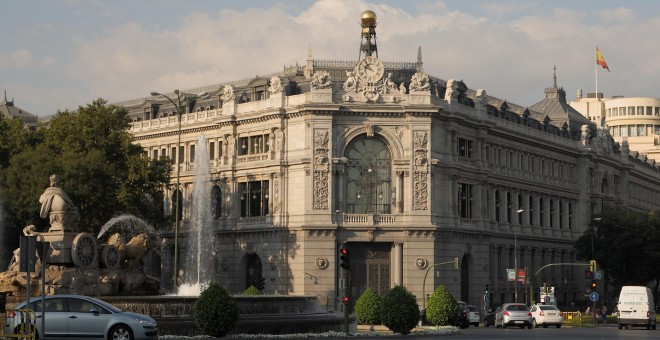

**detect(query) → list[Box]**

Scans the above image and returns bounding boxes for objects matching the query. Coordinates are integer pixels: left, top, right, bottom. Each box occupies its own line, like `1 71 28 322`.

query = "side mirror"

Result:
90 308 99 316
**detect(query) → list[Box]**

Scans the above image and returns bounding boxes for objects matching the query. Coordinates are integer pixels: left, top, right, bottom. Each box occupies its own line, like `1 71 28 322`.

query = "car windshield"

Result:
540 305 559 311
506 304 529 311
469 306 478 312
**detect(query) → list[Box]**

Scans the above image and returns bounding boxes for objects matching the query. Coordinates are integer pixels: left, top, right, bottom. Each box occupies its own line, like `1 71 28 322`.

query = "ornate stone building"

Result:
118 11 660 310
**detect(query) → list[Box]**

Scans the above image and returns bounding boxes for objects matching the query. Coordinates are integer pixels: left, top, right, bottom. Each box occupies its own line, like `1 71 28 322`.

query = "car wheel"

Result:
519 325 525 329
109 324 134 340
502 323 508 329
543 324 548 328
532 318 538 328
527 324 532 329
556 324 561 328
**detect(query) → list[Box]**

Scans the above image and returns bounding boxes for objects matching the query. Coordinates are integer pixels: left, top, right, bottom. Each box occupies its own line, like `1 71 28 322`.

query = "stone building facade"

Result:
118 12 660 310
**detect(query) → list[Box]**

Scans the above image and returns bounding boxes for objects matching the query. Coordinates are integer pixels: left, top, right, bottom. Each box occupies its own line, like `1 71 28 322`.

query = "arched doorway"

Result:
345 136 392 214
460 253 470 302
245 253 262 290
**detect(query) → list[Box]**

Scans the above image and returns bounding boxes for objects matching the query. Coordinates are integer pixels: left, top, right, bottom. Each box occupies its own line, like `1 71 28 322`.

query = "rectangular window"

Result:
656 107 660 116
655 125 660 134
239 180 270 217
620 126 627 137
218 141 223 157
161 148 166 158
238 134 271 157
638 125 646 136
612 107 618 116
638 106 644 115
629 125 637 137
209 142 215 160
458 138 473 158
178 146 184 164
190 144 195 163
647 106 653 115
628 106 635 115
458 183 473 218
238 137 249 156
152 149 158 160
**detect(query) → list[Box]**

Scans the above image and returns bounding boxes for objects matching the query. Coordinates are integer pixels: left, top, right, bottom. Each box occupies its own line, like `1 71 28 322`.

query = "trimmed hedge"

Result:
242 285 262 295
355 287 382 325
193 282 240 338
380 285 420 335
425 284 459 326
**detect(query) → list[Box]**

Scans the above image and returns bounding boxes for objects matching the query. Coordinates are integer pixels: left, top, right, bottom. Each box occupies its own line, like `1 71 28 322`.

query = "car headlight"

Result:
136 318 156 327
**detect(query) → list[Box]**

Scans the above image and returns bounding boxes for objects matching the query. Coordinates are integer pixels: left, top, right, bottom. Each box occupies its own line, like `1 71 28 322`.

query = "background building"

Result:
0 91 37 130
118 11 660 311
571 92 660 162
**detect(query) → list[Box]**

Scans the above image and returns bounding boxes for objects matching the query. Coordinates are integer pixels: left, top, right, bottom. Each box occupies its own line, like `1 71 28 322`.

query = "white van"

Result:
617 286 657 330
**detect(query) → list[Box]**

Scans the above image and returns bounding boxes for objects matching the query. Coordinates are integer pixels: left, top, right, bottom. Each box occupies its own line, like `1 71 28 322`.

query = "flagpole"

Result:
595 45 600 126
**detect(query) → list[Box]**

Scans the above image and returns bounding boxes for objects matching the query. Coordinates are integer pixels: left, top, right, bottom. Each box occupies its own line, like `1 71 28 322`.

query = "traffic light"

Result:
484 283 489 294
257 277 266 290
591 280 597 289
589 260 597 272
340 247 349 270
342 296 349 304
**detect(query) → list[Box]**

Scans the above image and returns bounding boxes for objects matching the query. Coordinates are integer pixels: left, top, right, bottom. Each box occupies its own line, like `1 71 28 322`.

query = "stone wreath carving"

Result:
315 257 329 269
311 71 332 90
223 84 235 103
410 70 430 92
415 257 428 269
269 76 283 95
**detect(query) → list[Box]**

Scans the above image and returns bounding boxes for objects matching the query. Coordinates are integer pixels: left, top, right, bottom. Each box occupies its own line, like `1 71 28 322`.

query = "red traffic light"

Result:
343 296 349 303
340 248 348 255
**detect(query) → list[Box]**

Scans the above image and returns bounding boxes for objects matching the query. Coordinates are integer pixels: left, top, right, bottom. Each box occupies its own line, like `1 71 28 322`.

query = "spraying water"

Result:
97 214 159 248
177 135 214 296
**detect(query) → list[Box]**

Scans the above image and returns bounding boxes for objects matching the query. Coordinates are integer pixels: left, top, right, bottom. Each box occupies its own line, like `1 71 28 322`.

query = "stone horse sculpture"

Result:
107 233 150 270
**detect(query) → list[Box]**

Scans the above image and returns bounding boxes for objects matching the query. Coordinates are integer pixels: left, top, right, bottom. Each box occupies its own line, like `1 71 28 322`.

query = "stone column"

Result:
394 243 403 285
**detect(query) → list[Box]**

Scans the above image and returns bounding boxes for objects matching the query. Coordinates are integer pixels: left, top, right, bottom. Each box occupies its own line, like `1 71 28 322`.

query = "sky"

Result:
2 0 660 117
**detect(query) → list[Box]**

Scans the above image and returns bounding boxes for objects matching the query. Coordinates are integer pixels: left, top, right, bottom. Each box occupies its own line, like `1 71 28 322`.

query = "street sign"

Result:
507 269 515 281
589 291 599 302
545 295 551 304
594 270 602 280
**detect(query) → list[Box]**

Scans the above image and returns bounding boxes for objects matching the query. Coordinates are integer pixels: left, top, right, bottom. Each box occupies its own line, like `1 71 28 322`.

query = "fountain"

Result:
0 165 347 336
177 135 214 296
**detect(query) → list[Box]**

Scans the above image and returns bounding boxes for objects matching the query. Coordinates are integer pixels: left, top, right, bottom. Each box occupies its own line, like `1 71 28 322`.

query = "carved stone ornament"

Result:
315 257 329 269
313 130 330 210
311 71 332 90
343 70 358 93
415 257 428 269
268 255 278 270
223 85 235 103
413 131 429 210
444 79 458 103
268 76 283 95
409 70 430 92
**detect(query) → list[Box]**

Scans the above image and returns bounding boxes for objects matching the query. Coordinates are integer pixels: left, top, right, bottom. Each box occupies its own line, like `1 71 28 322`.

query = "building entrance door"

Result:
349 242 391 299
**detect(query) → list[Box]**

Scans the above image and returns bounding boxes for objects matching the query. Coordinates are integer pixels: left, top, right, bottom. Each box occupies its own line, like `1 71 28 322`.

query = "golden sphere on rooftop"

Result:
361 10 377 27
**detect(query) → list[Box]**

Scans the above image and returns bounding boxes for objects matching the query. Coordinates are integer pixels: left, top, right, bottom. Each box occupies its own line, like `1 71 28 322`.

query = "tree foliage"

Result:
425 284 459 326
355 287 382 325
0 99 171 248
380 285 419 335
575 208 660 301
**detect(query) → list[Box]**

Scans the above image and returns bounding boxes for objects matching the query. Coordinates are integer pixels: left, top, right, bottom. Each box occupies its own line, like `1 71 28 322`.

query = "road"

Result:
458 325 657 339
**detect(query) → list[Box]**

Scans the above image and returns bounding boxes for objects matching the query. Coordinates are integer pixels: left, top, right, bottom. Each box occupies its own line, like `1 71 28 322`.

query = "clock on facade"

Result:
356 56 385 83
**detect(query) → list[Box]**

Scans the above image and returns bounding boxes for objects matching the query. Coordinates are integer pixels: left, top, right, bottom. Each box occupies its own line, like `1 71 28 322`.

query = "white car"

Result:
529 304 563 328
468 305 480 326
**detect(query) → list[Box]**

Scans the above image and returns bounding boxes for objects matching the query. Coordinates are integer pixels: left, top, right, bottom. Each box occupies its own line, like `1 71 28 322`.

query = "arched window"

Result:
345 136 391 214
495 190 501 222
211 185 222 219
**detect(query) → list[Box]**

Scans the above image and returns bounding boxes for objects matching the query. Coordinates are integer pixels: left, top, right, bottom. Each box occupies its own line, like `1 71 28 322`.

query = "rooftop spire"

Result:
553 65 557 88
416 46 423 71
359 10 378 59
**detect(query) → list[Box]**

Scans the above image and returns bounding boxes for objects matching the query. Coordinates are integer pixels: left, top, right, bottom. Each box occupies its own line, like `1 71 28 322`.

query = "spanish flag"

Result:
596 47 610 72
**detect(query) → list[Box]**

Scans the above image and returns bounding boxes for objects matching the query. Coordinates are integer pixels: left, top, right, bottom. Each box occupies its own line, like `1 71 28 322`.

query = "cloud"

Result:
0 49 34 70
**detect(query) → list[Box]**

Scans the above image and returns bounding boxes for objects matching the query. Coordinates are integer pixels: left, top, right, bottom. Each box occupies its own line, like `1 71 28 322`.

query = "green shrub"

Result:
355 288 382 325
193 282 240 338
380 285 419 335
242 285 262 295
425 285 458 326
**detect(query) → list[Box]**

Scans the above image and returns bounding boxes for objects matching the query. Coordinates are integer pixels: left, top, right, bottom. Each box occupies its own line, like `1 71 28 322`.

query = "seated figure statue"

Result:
39 174 79 232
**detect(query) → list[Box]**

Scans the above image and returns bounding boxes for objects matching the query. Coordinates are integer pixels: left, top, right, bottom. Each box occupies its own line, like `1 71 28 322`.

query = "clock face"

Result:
357 56 384 83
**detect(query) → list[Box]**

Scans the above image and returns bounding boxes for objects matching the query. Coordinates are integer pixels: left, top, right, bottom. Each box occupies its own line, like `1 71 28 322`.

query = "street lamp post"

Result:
150 89 207 289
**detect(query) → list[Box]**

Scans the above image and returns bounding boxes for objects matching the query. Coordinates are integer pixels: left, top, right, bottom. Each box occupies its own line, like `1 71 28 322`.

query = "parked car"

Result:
529 304 563 328
468 305 480 326
454 301 470 328
6 294 158 340
484 306 499 327
495 303 532 329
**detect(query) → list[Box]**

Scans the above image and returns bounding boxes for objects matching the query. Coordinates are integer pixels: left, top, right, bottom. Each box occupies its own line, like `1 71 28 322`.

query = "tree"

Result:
575 208 660 301
425 284 459 326
380 285 419 335
0 99 171 245
194 282 240 337
355 287 382 326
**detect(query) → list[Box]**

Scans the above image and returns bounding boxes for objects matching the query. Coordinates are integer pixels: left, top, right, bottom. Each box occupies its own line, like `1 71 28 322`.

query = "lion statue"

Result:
106 232 150 270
